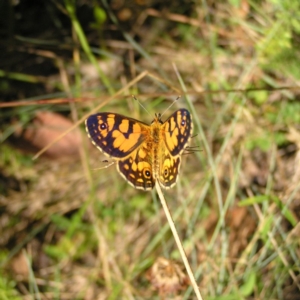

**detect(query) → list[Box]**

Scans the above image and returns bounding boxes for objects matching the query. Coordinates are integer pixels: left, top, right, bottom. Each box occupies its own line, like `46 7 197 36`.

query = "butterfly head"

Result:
152 113 163 124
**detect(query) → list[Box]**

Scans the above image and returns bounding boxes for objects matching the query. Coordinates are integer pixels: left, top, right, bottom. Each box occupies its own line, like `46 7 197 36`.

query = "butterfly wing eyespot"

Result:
163 109 193 156
85 113 149 158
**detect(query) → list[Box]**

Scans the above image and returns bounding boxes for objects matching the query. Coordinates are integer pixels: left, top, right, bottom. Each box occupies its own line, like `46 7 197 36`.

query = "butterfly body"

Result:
85 109 192 190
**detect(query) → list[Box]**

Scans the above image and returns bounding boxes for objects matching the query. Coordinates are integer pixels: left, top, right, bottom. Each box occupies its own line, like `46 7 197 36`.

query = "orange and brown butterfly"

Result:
85 108 193 190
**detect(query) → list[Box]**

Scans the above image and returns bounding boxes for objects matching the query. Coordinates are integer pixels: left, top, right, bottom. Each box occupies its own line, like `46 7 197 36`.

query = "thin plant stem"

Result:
155 182 203 300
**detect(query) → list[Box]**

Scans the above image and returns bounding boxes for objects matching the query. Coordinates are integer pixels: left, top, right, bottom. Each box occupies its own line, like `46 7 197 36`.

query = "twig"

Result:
155 182 203 300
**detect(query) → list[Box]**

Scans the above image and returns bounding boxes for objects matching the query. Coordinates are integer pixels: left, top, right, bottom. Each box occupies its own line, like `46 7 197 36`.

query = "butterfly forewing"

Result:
85 113 149 158
163 109 193 156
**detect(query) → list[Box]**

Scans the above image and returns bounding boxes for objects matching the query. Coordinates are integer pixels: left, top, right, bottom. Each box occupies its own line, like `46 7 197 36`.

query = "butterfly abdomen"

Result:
149 120 161 182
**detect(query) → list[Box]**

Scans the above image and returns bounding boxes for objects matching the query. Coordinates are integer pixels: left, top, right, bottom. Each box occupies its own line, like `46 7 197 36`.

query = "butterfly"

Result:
85 109 193 190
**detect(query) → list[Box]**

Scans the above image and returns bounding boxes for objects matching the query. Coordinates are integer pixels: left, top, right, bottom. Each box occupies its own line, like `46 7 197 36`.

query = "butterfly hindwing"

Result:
85 113 149 158
163 109 193 156
158 151 181 189
117 147 155 190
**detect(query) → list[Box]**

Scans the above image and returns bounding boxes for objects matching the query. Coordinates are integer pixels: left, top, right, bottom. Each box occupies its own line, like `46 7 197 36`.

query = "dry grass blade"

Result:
155 182 203 300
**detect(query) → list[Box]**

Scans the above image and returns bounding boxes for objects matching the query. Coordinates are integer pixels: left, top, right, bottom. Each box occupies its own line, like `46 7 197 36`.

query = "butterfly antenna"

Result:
132 95 152 117
161 95 181 117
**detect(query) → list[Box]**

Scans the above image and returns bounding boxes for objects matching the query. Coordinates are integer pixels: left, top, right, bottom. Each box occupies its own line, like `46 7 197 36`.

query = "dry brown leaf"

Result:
22 111 82 159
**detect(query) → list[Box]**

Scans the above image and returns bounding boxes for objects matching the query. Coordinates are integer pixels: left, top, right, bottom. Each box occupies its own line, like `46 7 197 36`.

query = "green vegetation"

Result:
0 0 300 299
